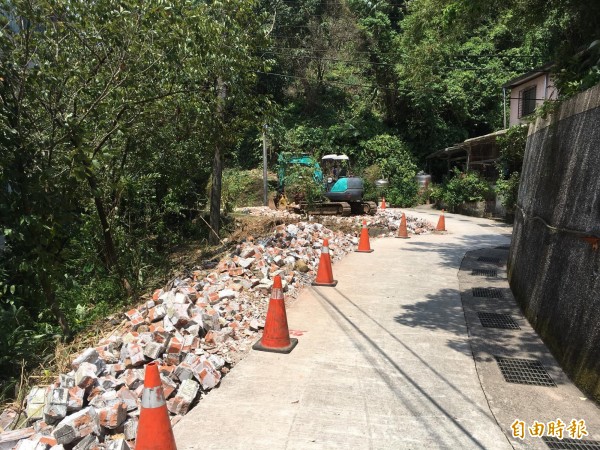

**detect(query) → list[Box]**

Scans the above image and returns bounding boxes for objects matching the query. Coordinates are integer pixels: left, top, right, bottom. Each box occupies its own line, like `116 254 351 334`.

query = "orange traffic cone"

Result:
356 220 374 253
253 275 298 353
381 197 387 209
436 209 446 232
396 213 410 239
136 362 177 450
312 238 338 287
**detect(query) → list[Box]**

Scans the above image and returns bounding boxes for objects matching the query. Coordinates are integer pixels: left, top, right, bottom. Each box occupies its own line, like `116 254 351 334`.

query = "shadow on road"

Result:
393 288 468 337
313 287 496 450
400 233 511 269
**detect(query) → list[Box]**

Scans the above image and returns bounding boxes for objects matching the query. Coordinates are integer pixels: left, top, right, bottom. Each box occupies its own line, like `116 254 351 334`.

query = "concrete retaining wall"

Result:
508 83 600 402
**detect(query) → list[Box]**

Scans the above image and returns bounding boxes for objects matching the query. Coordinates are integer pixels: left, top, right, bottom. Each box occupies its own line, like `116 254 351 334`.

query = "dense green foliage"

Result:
496 172 521 214
210 169 271 213
497 126 528 174
495 125 528 212
359 135 418 207
430 168 493 209
0 0 267 396
281 164 325 216
0 0 597 400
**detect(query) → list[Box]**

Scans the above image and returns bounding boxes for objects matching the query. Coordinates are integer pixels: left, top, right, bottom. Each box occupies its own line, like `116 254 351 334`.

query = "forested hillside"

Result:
1 0 598 399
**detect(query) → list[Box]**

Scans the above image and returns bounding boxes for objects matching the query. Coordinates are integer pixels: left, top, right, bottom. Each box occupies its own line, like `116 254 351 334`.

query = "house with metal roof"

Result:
427 65 558 180
502 63 558 127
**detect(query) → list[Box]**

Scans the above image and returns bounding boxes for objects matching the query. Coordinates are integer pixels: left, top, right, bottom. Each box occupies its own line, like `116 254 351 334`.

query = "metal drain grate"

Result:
495 357 556 386
477 256 501 263
543 437 600 449
495 246 510 250
472 269 498 277
478 224 494 227
472 287 503 298
477 312 520 329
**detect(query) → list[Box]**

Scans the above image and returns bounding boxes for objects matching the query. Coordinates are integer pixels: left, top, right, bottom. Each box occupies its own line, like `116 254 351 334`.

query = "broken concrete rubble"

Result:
106 438 130 450
123 417 137 441
32 421 52 437
0 408 18 433
98 403 127 429
72 434 99 450
43 388 68 424
166 379 199 415
71 349 98 371
66 387 84 413
25 387 46 422
6 209 433 449
52 407 99 445
12 435 54 450
0 427 35 449
74 362 98 389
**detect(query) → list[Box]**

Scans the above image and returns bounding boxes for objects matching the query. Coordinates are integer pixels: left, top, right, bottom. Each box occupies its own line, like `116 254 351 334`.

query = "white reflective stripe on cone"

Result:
271 288 284 300
141 386 166 408
321 246 329 254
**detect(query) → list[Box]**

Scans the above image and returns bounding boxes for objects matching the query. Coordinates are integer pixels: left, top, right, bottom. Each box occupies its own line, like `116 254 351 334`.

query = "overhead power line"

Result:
264 45 398 56
256 70 406 92
262 50 539 71
263 50 394 66
264 45 543 60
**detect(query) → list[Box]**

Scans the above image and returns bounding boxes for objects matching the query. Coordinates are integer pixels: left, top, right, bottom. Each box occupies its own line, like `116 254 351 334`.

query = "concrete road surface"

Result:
174 208 600 449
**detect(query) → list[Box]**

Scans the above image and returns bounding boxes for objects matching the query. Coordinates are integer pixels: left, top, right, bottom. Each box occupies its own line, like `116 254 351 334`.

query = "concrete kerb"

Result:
458 247 600 449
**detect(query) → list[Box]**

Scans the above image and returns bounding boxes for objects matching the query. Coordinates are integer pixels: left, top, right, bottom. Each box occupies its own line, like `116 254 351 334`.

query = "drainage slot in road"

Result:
495 357 556 387
472 269 498 277
494 246 510 250
543 436 600 449
472 287 503 298
478 224 494 227
477 312 520 329
477 256 501 263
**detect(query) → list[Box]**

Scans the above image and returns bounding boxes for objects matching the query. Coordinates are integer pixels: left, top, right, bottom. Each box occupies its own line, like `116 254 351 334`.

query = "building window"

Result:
519 85 537 118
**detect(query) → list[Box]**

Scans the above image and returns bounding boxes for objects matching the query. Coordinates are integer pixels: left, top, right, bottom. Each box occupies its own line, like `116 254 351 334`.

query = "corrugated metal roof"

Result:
464 129 508 144
501 63 554 89
426 144 467 159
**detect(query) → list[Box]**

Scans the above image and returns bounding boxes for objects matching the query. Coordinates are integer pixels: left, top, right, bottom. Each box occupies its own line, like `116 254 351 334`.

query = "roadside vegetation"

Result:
0 0 598 403
429 169 494 211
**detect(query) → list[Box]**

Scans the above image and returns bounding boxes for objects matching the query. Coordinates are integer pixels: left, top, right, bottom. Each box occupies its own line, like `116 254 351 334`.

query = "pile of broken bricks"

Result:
238 207 434 236
0 213 434 450
329 210 435 236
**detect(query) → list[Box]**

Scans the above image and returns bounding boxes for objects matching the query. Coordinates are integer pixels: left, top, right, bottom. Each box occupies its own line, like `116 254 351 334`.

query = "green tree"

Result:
0 0 269 396
495 125 527 212
395 0 548 158
360 134 418 207
437 168 493 209
202 0 269 244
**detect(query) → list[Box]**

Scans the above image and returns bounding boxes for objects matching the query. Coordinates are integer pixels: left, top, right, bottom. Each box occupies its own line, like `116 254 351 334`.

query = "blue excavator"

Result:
276 153 378 216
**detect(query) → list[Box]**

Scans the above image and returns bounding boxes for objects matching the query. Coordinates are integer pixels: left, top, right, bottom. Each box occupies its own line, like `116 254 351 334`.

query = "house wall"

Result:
508 83 600 402
508 73 558 127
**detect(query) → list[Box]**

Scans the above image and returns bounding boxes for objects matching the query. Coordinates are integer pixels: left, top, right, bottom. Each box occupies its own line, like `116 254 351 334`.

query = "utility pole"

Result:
503 87 507 129
262 124 268 206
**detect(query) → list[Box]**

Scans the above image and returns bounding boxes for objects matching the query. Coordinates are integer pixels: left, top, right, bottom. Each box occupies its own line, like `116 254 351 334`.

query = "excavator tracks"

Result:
352 201 378 215
289 200 377 217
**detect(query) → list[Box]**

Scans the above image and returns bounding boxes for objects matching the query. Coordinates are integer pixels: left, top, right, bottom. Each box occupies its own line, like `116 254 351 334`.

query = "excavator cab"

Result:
321 154 361 200
277 152 377 215
325 177 364 203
